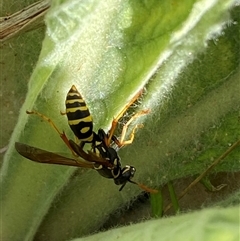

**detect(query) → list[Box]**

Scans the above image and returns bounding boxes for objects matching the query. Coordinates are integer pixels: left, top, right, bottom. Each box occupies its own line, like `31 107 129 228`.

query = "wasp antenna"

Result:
129 180 158 194
119 182 127 191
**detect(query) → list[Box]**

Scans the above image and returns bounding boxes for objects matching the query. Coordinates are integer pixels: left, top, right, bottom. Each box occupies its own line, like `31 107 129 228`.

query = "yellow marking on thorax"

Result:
100 147 106 153
113 159 118 166
95 141 102 146
94 148 100 155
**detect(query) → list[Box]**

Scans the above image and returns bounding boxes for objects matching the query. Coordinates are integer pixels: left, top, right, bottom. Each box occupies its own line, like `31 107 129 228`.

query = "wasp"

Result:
15 85 158 193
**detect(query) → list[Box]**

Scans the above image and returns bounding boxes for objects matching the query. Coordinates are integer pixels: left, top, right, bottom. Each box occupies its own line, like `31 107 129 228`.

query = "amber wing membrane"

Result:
15 142 94 168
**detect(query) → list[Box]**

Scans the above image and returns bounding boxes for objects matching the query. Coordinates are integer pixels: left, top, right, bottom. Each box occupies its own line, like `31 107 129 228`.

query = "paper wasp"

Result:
15 85 158 193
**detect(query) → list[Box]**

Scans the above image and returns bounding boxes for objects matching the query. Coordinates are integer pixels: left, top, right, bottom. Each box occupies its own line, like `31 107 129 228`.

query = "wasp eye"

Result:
129 166 136 177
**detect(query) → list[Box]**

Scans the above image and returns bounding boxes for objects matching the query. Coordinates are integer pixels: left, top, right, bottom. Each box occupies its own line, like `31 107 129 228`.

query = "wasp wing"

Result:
69 140 113 168
15 142 94 168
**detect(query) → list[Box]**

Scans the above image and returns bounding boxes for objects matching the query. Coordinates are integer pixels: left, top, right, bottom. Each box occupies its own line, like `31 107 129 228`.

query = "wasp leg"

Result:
106 89 144 146
115 109 150 148
26 110 75 155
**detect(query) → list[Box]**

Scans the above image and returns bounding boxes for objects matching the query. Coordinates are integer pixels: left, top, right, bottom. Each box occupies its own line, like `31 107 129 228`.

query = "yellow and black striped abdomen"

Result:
66 85 94 142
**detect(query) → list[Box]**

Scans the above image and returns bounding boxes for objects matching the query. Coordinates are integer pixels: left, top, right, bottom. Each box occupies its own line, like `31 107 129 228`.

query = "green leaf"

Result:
150 191 164 217
1 0 239 241
72 206 240 241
